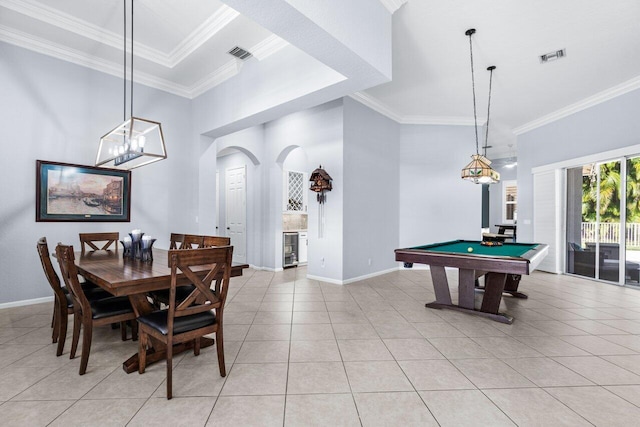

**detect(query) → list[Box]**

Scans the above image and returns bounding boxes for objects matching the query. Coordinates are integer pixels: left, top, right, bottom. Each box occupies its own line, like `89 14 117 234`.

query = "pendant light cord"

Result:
123 0 126 121
467 29 479 156
484 66 495 157
130 0 134 119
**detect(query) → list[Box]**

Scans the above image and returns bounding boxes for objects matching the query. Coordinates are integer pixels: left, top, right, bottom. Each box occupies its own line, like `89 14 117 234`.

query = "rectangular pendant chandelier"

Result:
96 117 166 170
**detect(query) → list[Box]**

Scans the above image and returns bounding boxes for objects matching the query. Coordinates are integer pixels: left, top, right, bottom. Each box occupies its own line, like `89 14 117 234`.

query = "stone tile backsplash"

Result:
283 213 308 231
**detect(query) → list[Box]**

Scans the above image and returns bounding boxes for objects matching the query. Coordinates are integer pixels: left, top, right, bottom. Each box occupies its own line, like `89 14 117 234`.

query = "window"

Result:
503 180 517 223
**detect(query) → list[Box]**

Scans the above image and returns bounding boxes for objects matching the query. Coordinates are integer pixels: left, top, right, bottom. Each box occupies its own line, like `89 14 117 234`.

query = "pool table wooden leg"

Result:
503 274 528 298
458 269 476 309
480 272 507 314
476 274 528 299
429 266 452 305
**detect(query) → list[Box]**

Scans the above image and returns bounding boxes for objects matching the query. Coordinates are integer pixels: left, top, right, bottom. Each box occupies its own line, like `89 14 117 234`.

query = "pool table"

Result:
395 240 548 324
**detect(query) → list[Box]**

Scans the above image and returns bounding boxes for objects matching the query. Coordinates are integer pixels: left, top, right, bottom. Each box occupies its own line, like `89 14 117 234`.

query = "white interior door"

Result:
225 166 247 263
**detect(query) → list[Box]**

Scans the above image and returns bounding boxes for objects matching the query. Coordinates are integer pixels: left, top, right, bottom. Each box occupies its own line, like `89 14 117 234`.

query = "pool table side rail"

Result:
395 248 531 275
522 244 549 272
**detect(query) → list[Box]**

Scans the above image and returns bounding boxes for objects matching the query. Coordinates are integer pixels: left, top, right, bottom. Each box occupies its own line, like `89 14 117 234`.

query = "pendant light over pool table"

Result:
461 28 500 185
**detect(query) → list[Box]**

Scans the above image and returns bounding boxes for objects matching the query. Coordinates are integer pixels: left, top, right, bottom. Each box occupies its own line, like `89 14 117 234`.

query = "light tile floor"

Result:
4 267 640 425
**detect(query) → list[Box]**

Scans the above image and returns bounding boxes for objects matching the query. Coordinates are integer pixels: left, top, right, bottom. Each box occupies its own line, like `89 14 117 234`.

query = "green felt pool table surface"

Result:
412 240 539 258
395 240 549 324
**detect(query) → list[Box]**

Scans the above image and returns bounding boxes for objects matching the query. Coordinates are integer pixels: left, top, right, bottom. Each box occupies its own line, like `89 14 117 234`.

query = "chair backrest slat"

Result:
36 237 66 303
167 246 233 337
202 236 231 247
79 232 119 254
179 234 205 249
170 234 229 249
169 233 185 250
55 244 91 314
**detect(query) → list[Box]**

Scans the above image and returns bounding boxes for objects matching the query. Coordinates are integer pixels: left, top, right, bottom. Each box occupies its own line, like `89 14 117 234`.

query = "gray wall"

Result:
343 97 399 279
517 88 640 242
0 42 195 305
211 127 266 268
211 100 345 278
399 124 482 247
264 101 345 279
488 163 518 234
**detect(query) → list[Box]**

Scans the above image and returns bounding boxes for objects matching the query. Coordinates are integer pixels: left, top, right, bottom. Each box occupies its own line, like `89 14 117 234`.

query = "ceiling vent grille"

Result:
540 49 566 63
228 46 252 60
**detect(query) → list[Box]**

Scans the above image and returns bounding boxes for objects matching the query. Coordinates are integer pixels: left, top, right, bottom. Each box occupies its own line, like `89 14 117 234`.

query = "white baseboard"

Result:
249 264 284 272
308 266 404 285
342 266 403 284
306 274 344 285
0 295 53 310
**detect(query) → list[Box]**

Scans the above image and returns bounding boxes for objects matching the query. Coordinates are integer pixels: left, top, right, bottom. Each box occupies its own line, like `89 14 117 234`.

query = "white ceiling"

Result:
362 0 640 156
2 0 640 157
0 0 287 97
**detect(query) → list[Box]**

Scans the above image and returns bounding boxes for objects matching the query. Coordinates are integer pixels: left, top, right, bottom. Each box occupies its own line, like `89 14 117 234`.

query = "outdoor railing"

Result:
582 222 640 247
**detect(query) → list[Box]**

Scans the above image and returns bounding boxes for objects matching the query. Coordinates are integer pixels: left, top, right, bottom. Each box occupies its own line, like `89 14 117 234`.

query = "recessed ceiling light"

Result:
540 49 566 63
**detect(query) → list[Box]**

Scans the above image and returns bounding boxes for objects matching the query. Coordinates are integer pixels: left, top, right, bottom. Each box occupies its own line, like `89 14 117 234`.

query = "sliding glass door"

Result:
625 157 640 286
567 157 640 285
566 161 622 283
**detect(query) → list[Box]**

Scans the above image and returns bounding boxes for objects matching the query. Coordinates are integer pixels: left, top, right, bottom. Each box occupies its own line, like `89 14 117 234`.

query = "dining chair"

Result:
179 234 205 249
202 236 231 247
37 237 111 356
169 233 185 249
55 243 138 375
138 246 233 399
79 232 119 254
151 235 230 308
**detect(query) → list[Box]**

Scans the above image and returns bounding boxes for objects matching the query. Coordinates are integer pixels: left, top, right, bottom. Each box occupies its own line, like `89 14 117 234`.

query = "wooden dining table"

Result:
74 248 249 373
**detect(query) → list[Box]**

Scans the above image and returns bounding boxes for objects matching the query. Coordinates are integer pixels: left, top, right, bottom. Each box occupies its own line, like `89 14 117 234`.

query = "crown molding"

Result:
1 0 168 65
513 75 640 135
1 0 239 69
0 25 191 98
189 59 243 98
349 92 403 122
167 5 239 67
0 24 291 100
399 115 479 126
349 92 482 126
251 34 289 61
187 33 290 97
378 0 408 14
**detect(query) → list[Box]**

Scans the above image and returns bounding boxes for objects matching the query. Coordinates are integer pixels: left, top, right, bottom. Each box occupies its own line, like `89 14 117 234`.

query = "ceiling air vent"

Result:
228 46 252 60
540 49 566 63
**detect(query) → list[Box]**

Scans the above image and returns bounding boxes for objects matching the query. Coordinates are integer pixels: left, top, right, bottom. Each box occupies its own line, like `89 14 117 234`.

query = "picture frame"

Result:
36 160 131 222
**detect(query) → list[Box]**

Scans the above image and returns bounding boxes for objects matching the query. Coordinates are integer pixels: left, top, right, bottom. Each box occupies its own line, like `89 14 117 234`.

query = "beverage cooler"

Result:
283 232 299 268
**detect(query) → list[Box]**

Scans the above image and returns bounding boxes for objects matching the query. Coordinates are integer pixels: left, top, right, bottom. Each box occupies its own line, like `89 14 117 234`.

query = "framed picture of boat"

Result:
36 160 131 222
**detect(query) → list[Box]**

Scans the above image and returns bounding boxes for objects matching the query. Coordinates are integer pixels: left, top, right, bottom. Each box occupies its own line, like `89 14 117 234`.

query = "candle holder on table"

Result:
140 236 156 262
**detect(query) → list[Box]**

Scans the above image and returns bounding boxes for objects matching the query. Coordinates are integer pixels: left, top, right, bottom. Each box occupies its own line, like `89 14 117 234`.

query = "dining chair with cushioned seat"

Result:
37 237 111 356
151 235 231 308
79 232 119 254
137 246 233 399
55 243 138 375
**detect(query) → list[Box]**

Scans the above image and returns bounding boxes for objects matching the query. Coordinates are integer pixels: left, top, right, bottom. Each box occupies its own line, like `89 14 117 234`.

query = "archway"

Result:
215 145 261 265
277 145 310 269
